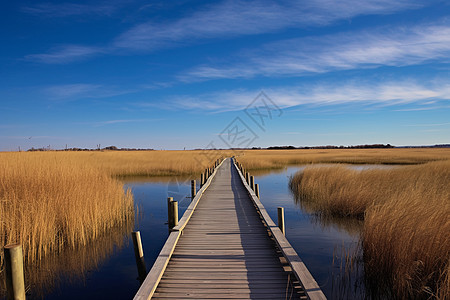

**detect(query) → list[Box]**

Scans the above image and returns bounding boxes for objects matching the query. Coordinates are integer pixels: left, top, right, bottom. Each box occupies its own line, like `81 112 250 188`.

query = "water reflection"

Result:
252 165 369 299
250 163 397 177
307 213 363 238
0 220 133 299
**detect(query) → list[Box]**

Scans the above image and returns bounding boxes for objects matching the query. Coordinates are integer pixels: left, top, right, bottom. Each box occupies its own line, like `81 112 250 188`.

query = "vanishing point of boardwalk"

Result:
134 158 325 300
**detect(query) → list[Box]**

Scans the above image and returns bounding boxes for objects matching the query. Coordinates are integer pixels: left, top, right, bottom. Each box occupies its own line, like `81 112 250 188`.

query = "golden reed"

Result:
0 152 135 268
236 148 450 170
0 150 226 297
0 150 226 266
289 160 449 299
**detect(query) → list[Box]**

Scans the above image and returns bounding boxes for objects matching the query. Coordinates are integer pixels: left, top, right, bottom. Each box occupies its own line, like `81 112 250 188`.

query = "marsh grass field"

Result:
285 153 450 299
237 148 450 169
1 148 449 299
0 150 226 296
0 150 226 255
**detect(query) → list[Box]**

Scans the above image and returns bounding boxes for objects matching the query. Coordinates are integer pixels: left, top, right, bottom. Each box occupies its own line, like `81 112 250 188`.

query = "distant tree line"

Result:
27 146 154 152
266 144 394 150
26 143 449 152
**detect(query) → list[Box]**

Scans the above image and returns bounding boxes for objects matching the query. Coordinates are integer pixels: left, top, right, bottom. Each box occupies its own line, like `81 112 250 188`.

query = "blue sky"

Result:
1 0 449 150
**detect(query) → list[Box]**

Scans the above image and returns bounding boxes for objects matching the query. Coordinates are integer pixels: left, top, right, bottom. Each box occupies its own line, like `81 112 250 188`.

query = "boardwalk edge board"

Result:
134 158 226 300
232 158 327 300
172 158 226 232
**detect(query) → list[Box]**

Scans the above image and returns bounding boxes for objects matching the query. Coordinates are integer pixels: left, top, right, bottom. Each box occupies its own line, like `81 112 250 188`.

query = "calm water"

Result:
14 165 386 299
253 166 364 298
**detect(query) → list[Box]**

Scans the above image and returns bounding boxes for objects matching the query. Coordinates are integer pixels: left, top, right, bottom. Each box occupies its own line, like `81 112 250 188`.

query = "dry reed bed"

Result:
73 150 229 177
0 150 225 268
0 152 134 270
0 150 225 297
237 148 450 170
290 161 450 299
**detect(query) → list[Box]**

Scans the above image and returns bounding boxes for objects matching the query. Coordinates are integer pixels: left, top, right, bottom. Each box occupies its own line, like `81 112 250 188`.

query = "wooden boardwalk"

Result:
134 158 326 300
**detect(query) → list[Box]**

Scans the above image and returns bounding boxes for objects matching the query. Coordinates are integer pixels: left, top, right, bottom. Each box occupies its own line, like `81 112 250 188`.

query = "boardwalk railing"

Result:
232 159 326 300
134 159 226 300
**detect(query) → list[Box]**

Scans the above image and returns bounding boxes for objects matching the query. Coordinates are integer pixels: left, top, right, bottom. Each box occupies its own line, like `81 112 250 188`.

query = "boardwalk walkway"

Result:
134 158 325 300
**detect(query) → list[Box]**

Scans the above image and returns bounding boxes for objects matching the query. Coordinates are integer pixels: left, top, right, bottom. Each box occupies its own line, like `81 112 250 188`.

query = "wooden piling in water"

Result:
132 231 147 282
191 180 196 199
245 172 249 184
277 207 285 235
172 201 178 227
167 197 173 228
4 244 26 300
255 183 260 199
168 200 178 230
167 197 173 231
250 176 255 191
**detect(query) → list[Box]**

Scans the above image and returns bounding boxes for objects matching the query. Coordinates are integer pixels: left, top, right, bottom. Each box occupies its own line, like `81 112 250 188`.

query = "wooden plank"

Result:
158 277 292 282
151 293 301 299
155 288 296 293
156 283 291 288
161 273 289 279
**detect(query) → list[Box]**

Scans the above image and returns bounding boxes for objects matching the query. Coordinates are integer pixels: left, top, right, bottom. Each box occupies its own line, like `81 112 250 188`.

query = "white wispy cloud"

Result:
394 106 450 111
44 83 132 100
76 119 159 127
182 22 450 81
404 122 450 127
147 80 450 112
25 45 103 64
22 2 118 17
0 135 60 140
114 0 424 50
27 0 427 63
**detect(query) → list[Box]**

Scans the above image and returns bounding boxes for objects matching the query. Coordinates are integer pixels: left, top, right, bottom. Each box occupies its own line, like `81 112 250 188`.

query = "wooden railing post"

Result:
255 183 260 199
191 180 196 199
245 172 249 184
200 174 204 187
4 244 26 300
167 197 175 230
173 201 179 227
250 176 255 191
132 231 147 283
168 201 178 230
277 207 285 235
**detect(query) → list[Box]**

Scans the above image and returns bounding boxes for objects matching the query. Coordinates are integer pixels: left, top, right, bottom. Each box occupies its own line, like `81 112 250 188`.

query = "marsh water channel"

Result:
13 164 395 299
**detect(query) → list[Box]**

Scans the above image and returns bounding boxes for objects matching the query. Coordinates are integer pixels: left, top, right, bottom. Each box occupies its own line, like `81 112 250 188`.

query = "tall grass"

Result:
61 150 229 177
0 150 224 268
237 148 450 170
289 161 450 298
0 152 134 269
